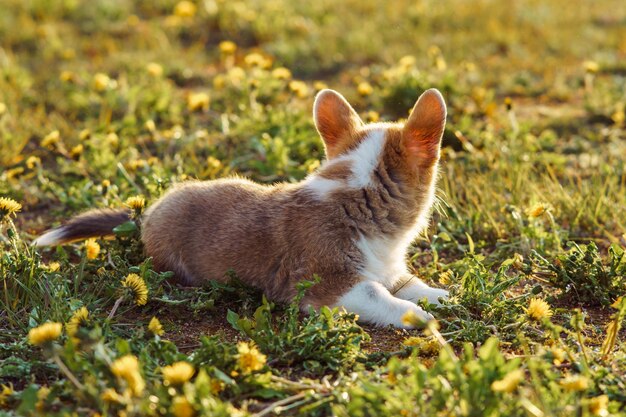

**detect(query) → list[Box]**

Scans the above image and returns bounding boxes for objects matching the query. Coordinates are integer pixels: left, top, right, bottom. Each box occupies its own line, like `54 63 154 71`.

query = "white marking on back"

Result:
334 281 432 328
346 129 385 188
301 175 343 199
303 129 386 200
32 228 66 247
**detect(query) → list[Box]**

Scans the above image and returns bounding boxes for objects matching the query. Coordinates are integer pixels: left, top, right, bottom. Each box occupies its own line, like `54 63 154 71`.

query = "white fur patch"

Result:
334 281 432 328
32 228 66 247
303 129 386 200
301 175 343 199
346 129 385 188
356 234 410 288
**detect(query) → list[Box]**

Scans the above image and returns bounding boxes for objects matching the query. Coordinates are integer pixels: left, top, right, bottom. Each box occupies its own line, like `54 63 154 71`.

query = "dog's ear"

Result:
314 89 364 158
402 89 447 166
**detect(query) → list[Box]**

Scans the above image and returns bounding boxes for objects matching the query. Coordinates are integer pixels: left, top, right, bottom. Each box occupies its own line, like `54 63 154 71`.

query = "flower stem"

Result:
108 296 124 320
53 353 84 390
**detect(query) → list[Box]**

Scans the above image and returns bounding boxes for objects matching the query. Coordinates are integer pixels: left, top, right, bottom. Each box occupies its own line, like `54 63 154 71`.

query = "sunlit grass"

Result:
1 0 626 415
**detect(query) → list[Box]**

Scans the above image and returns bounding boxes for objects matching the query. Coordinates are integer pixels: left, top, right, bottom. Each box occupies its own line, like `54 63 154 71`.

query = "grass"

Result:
1 0 626 415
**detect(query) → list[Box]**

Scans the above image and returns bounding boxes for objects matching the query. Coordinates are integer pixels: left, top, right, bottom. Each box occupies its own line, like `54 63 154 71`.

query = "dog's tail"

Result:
33 208 131 246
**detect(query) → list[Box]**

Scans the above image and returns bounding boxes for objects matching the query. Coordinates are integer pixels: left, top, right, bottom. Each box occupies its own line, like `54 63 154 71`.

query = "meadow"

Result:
1 0 626 415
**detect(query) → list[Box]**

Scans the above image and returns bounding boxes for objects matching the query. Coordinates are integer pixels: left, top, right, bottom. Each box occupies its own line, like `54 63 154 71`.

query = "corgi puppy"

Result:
34 88 449 328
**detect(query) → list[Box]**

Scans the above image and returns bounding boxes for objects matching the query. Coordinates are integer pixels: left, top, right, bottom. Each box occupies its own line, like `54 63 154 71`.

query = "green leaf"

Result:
226 310 240 330
16 385 39 414
113 221 138 235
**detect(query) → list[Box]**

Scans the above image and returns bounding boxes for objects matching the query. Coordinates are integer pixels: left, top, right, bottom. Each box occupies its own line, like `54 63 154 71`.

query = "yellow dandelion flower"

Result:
28 322 62 346
26 156 41 169
612 108 625 126
209 378 225 395
84 238 100 260
121 274 149 306
304 159 320 173
365 110 379 122
491 369 524 393
127 14 140 26
219 41 237 55
0 197 21 219
171 395 194 417
187 92 210 112
0 383 14 407
93 73 112 92
313 81 328 91
66 307 89 337
4 167 24 180
70 144 83 158
236 342 266 374
548 346 567 365
588 395 609 416
271 67 292 80
59 70 77 83
213 74 226 90
403 336 439 355
438 270 454 285
583 60 599 74
206 156 222 171
0 102 6 115
174 1 197 18
227 67 246 84
504 97 513 111
106 132 119 146
289 80 309 98
403 336 422 347
146 62 163 77
560 375 589 392
46 262 61 272
145 119 156 132
357 82 373 96
41 130 61 149
148 316 164 336
110 355 145 396
400 309 424 328
35 386 50 412
125 196 145 211
127 159 148 171
100 388 123 403
525 298 553 321
526 202 551 218
244 52 271 68
162 362 195 386
398 55 416 69
101 179 111 189
79 129 91 141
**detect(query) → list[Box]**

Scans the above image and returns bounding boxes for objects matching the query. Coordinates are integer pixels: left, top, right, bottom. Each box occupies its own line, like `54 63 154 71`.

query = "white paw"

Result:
425 288 449 305
335 281 434 329
395 282 449 305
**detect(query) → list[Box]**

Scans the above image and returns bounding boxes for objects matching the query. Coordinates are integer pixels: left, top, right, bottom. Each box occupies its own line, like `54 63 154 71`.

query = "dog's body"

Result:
34 89 448 328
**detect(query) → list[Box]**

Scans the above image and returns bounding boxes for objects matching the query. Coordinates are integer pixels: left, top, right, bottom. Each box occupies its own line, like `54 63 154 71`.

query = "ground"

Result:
1 0 626 416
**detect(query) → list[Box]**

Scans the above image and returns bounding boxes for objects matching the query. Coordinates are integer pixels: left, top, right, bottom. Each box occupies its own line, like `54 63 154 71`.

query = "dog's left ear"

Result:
402 89 447 166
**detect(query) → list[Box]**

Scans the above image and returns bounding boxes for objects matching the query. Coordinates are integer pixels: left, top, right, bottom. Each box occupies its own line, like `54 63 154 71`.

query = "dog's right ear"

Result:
313 89 364 159
401 88 447 167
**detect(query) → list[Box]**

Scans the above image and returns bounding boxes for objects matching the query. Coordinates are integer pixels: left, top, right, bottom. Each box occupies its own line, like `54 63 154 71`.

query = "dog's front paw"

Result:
426 287 449 305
